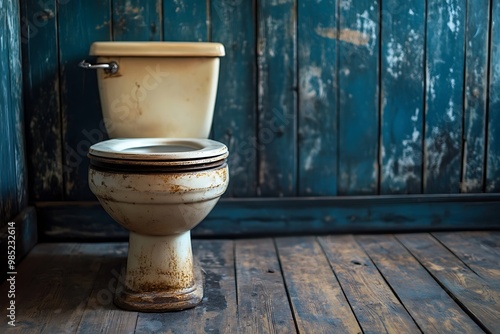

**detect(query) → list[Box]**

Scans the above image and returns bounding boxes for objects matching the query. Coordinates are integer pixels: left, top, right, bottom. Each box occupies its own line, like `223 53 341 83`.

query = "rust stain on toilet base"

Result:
114 262 204 312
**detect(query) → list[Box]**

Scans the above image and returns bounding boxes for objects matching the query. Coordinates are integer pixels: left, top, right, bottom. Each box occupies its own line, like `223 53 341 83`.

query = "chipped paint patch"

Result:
445 0 461 33
386 38 404 78
315 27 371 46
446 98 455 121
300 65 325 99
304 138 321 171
356 10 377 55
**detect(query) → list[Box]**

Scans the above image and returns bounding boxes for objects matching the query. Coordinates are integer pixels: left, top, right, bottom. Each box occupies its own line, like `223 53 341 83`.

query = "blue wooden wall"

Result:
20 0 500 202
0 0 27 227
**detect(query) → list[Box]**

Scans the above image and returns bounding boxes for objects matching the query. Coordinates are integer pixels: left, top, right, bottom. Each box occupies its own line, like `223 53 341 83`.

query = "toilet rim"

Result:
88 138 228 163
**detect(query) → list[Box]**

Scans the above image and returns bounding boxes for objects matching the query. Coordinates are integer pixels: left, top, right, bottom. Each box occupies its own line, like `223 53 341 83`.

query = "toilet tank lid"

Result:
90 42 225 57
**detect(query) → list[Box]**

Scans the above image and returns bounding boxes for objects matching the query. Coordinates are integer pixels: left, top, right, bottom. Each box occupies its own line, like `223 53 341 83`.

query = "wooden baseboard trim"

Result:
35 195 500 241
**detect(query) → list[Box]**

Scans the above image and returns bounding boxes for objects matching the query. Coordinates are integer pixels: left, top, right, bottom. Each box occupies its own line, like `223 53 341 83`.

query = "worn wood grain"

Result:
112 0 162 41
276 236 361 333
424 0 466 193
380 0 425 194
433 231 500 283
297 0 338 196
257 0 297 197
461 0 490 193
21 0 63 201
338 0 380 195
319 235 420 333
487 0 500 192
163 0 208 41
0 0 27 225
235 238 296 333
357 234 485 334
7 0 27 211
77 252 138 334
58 0 112 200
135 240 237 334
397 233 499 333
211 0 257 197
0 243 103 333
0 0 18 226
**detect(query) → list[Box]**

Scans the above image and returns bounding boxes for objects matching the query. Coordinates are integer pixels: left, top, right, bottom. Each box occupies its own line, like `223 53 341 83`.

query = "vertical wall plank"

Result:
424 0 466 193
0 0 18 223
163 0 208 41
297 0 338 196
112 0 161 41
338 0 380 195
7 0 27 210
487 0 500 192
461 0 490 193
211 0 257 197
257 0 297 197
58 1 111 200
21 0 63 201
380 1 425 194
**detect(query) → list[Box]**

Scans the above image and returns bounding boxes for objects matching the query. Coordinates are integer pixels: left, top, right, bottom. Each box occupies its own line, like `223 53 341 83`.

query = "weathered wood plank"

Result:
235 238 296 333
76 254 138 334
318 235 420 333
20 0 63 201
112 0 161 41
257 0 297 197
163 0 208 41
357 235 485 334
58 0 112 200
0 243 103 333
0 1 18 225
276 237 361 333
433 231 500 283
461 0 490 193
297 0 338 196
7 0 27 210
338 0 380 195
424 0 466 193
487 0 500 192
135 240 237 334
211 0 257 197
397 233 500 332
380 1 425 194
36 195 500 240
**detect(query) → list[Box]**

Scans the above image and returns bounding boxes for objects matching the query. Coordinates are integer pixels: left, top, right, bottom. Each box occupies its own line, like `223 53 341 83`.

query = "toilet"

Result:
81 42 229 312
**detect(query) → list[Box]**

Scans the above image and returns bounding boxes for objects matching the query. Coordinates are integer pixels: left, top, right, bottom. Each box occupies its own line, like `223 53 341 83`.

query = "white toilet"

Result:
82 42 229 312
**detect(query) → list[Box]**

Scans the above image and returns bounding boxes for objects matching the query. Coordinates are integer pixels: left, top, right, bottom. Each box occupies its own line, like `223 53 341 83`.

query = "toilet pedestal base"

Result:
114 263 204 312
114 231 204 312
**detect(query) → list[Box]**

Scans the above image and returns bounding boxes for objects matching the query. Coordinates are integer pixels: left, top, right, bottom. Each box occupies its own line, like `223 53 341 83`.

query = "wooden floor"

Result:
1 232 499 333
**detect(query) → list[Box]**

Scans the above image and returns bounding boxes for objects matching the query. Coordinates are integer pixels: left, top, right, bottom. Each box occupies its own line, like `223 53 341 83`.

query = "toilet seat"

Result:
88 138 228 172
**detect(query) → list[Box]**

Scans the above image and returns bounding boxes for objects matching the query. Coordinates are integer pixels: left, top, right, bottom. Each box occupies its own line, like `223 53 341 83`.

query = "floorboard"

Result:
276 237 361 333
357 235 485 334
0 232 498 333
318 235 420 333
397 234 499 333
432 231 500 283
235 239 296 334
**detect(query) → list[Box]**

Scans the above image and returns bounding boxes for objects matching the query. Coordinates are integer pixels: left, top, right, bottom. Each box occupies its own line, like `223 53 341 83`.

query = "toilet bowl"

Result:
82 42 228 311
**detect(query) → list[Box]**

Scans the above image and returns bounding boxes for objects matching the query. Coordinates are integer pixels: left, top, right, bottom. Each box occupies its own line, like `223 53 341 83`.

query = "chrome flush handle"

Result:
78 60 119 74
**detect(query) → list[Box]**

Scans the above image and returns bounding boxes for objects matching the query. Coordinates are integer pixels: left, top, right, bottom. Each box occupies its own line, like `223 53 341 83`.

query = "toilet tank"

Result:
89 42 225 139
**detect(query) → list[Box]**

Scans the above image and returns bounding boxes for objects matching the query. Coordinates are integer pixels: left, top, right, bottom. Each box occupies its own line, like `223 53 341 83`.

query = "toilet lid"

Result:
88 138 228 167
